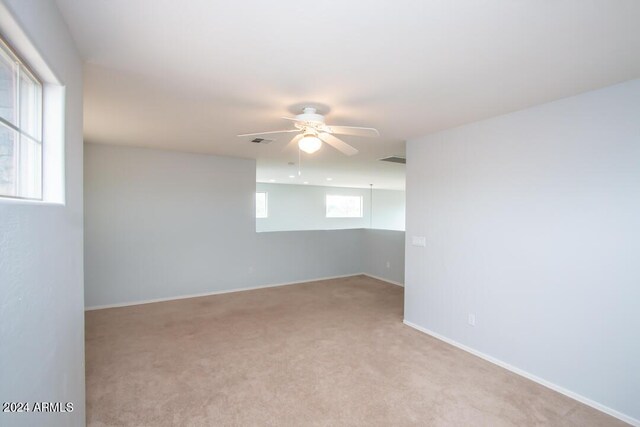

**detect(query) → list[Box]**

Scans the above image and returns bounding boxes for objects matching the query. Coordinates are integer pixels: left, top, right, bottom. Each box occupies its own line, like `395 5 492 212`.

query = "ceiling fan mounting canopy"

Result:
238 106 379 156
294 107 325 125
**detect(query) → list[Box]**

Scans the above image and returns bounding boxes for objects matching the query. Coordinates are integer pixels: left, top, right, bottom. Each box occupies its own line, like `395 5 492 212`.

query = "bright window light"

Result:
256 192 268 218
326 195 363 218
0 35 43 200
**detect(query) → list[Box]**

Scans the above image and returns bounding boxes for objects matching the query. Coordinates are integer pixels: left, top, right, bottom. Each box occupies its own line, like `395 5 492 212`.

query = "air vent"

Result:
251 138 273 144
379 156 406 164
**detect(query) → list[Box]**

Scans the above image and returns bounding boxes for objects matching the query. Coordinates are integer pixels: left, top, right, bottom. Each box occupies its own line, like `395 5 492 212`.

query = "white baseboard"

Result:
363 273 404 287
402 320 638 427
85 273 363 311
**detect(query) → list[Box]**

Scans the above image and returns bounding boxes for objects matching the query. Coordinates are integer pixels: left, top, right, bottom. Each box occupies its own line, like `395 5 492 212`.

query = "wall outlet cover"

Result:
412 236 426 247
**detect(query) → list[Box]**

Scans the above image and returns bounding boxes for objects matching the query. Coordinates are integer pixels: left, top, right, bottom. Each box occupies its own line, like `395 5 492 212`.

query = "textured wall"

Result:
405 79 640 422
0 0 85 425
362 229 405 285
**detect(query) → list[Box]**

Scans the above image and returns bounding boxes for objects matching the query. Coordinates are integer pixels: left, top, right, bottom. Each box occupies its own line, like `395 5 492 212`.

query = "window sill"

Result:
0 196 64 206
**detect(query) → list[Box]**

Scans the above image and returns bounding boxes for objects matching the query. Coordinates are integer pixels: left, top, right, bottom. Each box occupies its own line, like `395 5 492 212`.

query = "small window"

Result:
256 192 268 218
0 36 43 200
326 195 363 218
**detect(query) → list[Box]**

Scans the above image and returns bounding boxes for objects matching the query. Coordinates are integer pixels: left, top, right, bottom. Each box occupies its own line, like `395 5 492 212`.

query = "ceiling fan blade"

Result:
319 133 358 156
326 125 379 138
237 129 299 137
280 117 299 122
283 134 303 152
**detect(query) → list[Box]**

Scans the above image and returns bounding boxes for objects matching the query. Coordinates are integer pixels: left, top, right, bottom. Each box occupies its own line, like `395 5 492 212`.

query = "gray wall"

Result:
405 79 640 422
0 0 85 426
85 144 404 308
256 182 405 232
363 229 405 285
84 144 257 306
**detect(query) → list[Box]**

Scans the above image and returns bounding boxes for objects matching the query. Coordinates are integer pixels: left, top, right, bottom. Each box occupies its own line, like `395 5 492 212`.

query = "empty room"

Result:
1 0 639 426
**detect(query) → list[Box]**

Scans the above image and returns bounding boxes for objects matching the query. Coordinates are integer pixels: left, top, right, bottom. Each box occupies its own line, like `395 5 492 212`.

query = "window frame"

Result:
256 191 268 218
325 194 364 218
0 33 44 201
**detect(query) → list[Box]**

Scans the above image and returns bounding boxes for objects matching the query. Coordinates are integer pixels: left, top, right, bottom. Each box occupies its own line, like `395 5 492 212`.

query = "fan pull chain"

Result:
298 147 302 176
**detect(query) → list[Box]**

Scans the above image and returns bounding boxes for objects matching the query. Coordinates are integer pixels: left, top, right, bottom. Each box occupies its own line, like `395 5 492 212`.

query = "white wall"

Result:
371 189 405 231
405 79 640 423
85 144 404 308
256 183 405 232
0 1 85 426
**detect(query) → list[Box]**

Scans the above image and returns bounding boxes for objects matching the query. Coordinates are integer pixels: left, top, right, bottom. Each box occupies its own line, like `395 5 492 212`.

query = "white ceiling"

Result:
56 0 640 190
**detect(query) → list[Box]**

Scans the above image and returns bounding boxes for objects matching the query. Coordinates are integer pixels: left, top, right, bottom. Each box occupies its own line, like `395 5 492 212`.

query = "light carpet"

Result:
85 275 625 426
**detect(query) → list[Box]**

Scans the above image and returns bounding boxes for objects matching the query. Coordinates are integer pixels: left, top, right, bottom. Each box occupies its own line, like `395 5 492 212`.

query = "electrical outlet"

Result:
386 261 391 269
468 313 476 327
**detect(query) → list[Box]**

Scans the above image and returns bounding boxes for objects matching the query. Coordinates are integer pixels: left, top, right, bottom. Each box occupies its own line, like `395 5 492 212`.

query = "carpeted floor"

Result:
85 275 625 426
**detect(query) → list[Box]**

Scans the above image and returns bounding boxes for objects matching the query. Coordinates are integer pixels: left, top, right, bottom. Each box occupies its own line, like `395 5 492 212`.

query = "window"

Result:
0 35 43 200
326 195 363 218
256 192 268 218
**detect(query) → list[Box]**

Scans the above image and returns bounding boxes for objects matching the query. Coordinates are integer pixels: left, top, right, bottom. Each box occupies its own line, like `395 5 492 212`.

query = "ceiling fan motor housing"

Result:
295 107 325 124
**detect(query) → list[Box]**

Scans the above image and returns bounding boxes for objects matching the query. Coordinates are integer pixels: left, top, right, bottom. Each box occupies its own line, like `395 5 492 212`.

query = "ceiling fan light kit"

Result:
238 107 379 156
298 134 322 154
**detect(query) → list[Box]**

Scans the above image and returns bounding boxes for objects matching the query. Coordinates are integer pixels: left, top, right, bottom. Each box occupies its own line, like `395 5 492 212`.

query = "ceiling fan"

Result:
237 107 379 156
